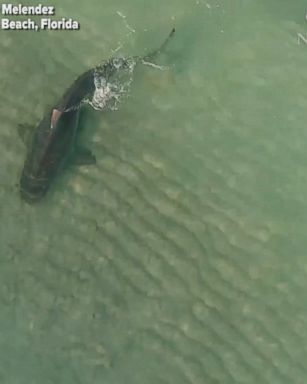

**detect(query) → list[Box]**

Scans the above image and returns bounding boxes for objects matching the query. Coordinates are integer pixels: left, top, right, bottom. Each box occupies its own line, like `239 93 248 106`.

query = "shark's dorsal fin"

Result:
50 108 63 129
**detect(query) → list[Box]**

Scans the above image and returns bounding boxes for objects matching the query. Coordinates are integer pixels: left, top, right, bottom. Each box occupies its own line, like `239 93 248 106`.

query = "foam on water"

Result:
86 57 137 111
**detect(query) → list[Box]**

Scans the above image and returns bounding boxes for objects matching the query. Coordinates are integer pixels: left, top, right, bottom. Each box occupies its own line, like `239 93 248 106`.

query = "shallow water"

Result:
1 0 307 383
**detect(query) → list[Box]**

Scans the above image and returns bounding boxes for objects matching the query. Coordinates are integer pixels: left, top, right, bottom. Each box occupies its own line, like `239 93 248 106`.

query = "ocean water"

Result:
1 0 307 383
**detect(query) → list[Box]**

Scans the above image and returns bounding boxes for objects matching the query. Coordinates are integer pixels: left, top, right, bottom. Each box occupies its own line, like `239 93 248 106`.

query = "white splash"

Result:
116 11 136 34
141 60 168 70
85 57 137 111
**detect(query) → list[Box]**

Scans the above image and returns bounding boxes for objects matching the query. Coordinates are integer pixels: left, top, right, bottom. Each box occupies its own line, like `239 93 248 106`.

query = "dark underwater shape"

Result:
19 70 96 204
19 28 175 204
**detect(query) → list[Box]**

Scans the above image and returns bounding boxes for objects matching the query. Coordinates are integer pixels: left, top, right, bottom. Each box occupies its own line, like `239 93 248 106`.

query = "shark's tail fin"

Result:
141 28 175 62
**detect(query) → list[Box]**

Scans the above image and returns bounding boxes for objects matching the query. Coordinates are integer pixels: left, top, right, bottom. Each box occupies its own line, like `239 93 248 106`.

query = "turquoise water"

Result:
1 0 307 383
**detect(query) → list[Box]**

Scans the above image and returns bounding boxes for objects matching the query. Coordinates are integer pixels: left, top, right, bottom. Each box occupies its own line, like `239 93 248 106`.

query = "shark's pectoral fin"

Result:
73 146 96 166
17 124 33 147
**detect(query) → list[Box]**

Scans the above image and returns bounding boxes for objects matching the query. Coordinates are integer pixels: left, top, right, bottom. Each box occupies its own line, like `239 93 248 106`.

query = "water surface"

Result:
1 1 307 383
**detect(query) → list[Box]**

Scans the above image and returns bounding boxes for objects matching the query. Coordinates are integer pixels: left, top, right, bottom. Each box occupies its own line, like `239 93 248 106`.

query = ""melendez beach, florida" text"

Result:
0 3 80 31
